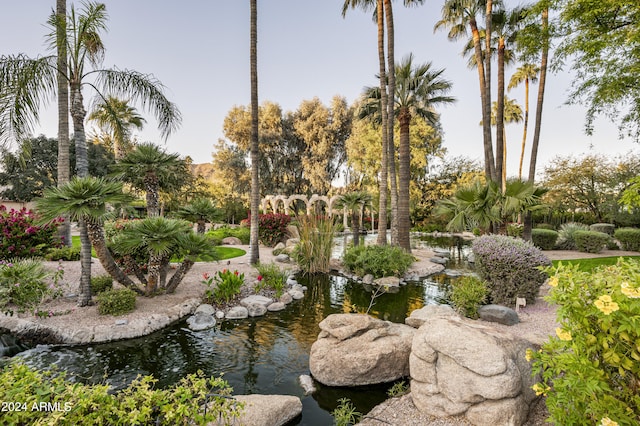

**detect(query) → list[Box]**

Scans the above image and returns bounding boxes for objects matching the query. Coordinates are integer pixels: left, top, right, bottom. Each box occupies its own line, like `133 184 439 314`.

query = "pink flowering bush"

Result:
529 260 640 425
0 206 63 259
472 235 550 305
243 213 292 247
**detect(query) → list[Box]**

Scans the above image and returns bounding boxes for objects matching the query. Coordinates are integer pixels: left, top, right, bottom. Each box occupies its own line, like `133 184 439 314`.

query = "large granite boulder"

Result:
309 314 415 386
221 236 243 245
410 314 539 426
209 394 302 426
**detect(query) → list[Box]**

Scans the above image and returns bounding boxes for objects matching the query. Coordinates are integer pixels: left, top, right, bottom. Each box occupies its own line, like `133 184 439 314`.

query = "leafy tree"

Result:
209 139 249 223
110 142 187 217
555 0 640 141
88 96 145 159
173 197 221 234
543 153 640 223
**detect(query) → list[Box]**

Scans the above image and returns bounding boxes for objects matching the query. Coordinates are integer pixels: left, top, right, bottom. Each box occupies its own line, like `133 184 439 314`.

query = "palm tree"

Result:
35 176 143 304
173 197 221 234
435 0 495 182
110 142 186 217
249 0 260 265
395 54 456 251
88 96 146 159
485 97 523 189
336 191 372 246
508 63 539 179
0 1 181 306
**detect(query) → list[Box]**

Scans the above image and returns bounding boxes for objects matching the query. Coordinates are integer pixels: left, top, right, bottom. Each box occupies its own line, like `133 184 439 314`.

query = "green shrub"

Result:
91 275 113 294
0 361 242 425
506 223 523 238
343 245 414 278
574 230 610 253
555 222 589 250
614 227 640 251
332 397 362 426
529 260 640 426
206 225 250 244
45 246 81 261
0 258 51 313
255 263 287 298
292 215 337 274
472 235 550 305
258 213 292 247
531 228 559 250
96 288 136 316
448 275 488 319
590 223 615 235
202 269 244 304
534 223 556 230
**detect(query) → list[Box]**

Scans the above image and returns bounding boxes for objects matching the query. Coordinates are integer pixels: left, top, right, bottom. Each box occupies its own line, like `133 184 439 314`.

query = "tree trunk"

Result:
197 219 206 234
398 109 411 252
352 211 360 247
146 254 162 295
484 0 495 182
144 172 160 217
496 39 506 191
518 78 530 180
86 221 143 294
56 0 71 247
77 219 92 306
376 0 388 246
165 259 194 293
385 0 399 247
249 0 260 265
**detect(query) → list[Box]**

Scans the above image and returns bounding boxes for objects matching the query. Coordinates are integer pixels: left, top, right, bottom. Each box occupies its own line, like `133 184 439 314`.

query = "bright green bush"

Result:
255 263 287 298
96 288 136 316
529 260 640 426
472 235 550 305
590 223 615 235
206 225 250 244
555 222 589 250
0 258 51 313
614 227 640 251
531 229 559 250
0 361 242 425
45 246 81 261
574 230 610 253
90 275 113 294
534 223 556 230
448 276 488 319
343 245 414 278
202 269 244 304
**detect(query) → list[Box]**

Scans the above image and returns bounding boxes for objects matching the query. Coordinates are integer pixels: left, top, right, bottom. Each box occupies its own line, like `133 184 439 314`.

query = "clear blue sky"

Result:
1 0 636 178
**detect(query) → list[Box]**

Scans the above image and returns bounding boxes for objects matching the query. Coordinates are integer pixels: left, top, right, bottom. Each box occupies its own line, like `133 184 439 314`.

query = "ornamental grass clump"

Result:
529 260 640 426
472 235 550 306
343 245 414 278
0 258 52 314
555 222 589 250
292 214 337 274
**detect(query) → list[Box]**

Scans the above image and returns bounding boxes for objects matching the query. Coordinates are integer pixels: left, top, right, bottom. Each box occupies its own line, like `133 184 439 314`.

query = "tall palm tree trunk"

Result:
351 211 360 246
384 0 399 247
249 0 260 265
471 18 494 181
398 110 411 252
484 0 495 182
496 38 506 191
144 173 160 216
376 0 389 246
77 220 92 306
56 0 71 247
518 77 530 180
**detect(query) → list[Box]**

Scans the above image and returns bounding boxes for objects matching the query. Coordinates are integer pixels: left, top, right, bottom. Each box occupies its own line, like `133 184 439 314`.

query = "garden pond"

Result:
2 234 474 425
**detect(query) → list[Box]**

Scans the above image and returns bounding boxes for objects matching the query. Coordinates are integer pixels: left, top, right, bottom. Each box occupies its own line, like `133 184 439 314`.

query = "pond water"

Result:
5 234 474 425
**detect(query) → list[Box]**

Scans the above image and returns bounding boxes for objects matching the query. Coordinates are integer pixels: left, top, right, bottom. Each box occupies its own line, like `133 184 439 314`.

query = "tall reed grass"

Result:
292 215 337 274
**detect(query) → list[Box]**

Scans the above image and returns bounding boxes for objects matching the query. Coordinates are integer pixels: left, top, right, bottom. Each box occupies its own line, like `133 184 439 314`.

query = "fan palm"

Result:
508 63 539 180
173 198 221 234
88 96 146 159
35 176 141 305
336 192 372 246
109 142 186 217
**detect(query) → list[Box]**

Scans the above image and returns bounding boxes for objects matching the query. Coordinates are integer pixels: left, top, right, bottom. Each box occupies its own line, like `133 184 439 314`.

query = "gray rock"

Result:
467 253 475 263
115 319 128 326
285 238 300 247
298 374 316 395
273 242 286 251
186 311 216 331
240 295 273 308
195 304 215 315
226 306 249 319
478 304 520 326
430 257 448 265
289 290 304 300
215 310 225 319
286 278 298 286
212 394 302 426
275 254 290 263
286 225 300 240
221 236 243 245
373 276 401 287
362 274 374 284
247 302 268 317
279 293 293 305
310 314 416 386
267 302 286 312
433 248 451 258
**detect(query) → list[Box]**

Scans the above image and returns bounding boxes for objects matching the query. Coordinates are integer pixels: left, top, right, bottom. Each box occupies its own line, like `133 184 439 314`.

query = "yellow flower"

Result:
600 417 618 426
621 282 640 298
525 348 533 362
555 327 572 341
594 295 620 315
532 383 548 396
548 276 559 287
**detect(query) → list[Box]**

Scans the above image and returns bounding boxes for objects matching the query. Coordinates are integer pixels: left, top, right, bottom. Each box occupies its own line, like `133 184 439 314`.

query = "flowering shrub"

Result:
0 258 53 314
472 235 550 305
258 213 292 247
0 206 63 259
529 260 640 425
202 269 244 304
